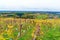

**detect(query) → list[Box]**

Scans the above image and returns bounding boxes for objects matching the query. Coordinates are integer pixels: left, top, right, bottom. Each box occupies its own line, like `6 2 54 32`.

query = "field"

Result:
0 18 60 40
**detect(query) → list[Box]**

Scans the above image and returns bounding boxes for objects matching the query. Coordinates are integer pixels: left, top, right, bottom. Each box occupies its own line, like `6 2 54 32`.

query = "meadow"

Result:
0 18 60 40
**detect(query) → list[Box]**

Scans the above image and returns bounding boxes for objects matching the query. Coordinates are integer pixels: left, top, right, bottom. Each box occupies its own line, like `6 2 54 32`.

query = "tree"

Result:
35 14 48 19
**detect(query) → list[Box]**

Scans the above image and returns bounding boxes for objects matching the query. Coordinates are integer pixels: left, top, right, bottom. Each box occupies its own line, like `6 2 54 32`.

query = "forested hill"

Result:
0 11 60 14
0 11 60 19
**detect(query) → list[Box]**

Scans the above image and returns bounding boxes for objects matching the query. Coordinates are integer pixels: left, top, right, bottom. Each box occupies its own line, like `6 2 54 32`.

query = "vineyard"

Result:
0 18 60 40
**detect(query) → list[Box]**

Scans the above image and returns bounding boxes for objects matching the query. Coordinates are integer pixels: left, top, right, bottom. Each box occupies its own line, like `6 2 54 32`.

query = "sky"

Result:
0 0 60 11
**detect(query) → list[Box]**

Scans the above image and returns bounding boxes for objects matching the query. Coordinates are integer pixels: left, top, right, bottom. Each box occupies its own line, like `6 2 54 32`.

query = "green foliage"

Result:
35 14 48 19
21 14 35 19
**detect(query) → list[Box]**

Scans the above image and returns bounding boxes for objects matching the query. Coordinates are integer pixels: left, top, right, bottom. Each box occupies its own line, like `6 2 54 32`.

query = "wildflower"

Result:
7 25 13 29
7 29 12 35
32 33 36 38
40 31 44 35
0 35 5 40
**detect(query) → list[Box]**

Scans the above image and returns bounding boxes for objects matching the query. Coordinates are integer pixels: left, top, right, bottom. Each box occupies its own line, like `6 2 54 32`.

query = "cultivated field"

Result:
0 18 60 40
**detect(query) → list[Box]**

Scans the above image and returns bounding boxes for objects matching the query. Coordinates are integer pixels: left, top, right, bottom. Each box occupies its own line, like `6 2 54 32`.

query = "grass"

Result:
0 18 60 40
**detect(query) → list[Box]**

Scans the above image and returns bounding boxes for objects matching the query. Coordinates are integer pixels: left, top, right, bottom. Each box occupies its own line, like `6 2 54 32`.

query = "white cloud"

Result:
0 0 60 11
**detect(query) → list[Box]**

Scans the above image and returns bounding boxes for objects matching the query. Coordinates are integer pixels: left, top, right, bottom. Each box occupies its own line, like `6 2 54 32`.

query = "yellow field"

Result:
0 18 60 40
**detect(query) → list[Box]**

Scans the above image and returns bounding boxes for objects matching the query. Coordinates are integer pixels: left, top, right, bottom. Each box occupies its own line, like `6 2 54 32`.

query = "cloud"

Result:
0 0 60 11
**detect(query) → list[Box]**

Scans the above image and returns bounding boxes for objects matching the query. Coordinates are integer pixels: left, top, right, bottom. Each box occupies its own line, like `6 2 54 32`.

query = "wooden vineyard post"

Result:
0 24 3 34
20 24 22 37
32 23 40 40
11 18 13 25
19 19 23 37
24 19 26 23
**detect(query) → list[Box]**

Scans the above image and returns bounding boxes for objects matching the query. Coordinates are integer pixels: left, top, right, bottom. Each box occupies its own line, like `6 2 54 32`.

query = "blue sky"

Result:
0 0 60 11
